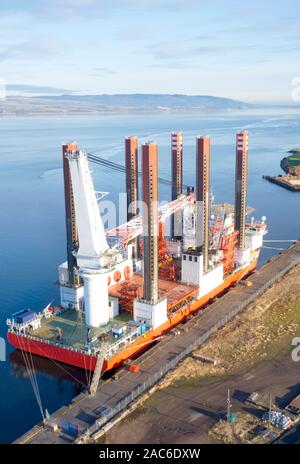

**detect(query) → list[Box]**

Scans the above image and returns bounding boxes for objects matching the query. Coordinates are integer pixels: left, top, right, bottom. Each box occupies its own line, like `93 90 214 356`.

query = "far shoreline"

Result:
1 106 300 119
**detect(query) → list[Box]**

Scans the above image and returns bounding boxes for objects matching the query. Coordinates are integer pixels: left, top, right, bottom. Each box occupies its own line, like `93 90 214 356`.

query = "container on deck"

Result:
112 325 127 338
14 310 36 324
128 320 147 335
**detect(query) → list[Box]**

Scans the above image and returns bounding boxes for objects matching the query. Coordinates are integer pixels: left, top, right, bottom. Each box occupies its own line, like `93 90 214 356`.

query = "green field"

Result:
280 148 300 172
287 148 300 165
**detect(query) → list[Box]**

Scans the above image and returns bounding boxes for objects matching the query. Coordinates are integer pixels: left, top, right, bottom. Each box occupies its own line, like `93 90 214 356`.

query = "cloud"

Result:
116 28 151 42
139 29 300 65
141 39 255 62
93 67 118 75
0 0 199 20
146 62 204 70
0 38 63 63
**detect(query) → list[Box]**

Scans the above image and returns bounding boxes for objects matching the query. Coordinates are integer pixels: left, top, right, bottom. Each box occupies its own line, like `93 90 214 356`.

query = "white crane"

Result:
67 150 111 327
67 149 194 328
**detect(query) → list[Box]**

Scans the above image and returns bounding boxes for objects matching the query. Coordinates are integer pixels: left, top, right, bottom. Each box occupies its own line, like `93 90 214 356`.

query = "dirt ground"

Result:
160 263 300 386
102 264 300 444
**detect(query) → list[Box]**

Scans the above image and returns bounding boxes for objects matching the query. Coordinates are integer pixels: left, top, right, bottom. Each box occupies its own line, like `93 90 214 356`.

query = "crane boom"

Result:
67 150 109 270
106 194 193 249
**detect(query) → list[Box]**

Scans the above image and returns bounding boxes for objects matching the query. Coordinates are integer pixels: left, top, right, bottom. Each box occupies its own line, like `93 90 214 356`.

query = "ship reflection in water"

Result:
9 350 87 393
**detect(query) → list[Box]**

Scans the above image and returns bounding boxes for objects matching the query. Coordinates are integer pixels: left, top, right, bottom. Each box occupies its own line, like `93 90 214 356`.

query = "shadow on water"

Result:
10 350 87 387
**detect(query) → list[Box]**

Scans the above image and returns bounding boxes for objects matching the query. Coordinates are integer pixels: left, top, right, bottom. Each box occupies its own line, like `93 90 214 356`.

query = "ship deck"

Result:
29 276 197 351
30 310 132 351
109 274 197 309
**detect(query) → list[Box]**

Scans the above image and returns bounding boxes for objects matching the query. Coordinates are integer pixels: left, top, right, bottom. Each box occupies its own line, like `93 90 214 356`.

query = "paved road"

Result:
16 242 300 444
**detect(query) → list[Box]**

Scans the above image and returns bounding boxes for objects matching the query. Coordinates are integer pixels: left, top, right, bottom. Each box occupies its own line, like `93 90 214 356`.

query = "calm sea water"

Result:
0 111 300 443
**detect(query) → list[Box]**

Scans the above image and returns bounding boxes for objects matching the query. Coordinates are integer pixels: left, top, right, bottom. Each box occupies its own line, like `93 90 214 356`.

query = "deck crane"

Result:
67 148 194 329
67 149 113 328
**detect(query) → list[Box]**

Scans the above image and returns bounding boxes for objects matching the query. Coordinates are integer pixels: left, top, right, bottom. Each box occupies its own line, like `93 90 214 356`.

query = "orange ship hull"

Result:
7 261 256 373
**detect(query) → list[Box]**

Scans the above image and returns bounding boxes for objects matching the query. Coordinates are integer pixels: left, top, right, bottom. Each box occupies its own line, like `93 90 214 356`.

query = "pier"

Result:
15 241 300 444
263 175 300 191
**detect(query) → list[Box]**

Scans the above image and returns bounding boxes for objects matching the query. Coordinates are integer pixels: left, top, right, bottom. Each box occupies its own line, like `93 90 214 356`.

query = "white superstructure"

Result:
58 142 267 332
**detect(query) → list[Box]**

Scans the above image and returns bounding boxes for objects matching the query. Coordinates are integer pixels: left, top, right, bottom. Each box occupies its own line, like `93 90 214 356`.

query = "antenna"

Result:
227 388 232 423
269 389 272 424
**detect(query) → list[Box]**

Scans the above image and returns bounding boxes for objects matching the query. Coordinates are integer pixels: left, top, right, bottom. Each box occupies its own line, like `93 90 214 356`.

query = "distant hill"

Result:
0 93 251 115
5 84 72 96
48 93 249 109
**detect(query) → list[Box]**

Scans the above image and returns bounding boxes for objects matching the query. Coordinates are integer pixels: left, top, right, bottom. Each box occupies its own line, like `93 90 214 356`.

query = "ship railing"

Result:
8 319 150 360
6 316 42 332
103 302 201 359
7 329 92 357
166 295 197 321
105 326 147 359
170 295 197 317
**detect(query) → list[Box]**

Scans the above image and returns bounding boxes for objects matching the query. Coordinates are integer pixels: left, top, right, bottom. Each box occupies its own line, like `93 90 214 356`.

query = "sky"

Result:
0 0 300 103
